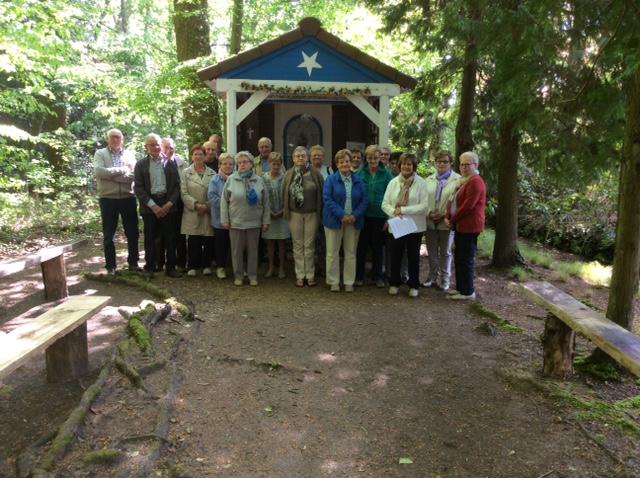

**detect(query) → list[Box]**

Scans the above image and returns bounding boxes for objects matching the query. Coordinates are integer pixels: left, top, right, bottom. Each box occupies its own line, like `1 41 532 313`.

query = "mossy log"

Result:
32 354 116 474
84 272 193 320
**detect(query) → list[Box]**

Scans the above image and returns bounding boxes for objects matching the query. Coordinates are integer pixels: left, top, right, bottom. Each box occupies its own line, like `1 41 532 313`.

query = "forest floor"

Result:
0 236 639 477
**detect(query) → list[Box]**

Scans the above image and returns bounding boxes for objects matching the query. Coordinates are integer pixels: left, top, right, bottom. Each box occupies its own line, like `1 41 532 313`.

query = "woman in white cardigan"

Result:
423 150 461 290
181 144 216 276
381 153 429 298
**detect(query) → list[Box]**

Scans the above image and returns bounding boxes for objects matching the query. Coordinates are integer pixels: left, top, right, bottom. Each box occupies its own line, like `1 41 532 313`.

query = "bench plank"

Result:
521 281 640 377
0 295 110 380
0 239 87 278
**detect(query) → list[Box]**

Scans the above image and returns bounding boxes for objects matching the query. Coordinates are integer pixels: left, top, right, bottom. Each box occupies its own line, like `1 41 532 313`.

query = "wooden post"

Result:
41 255 68 301
226 89 237 154
541 313 575 378
45 323 89 383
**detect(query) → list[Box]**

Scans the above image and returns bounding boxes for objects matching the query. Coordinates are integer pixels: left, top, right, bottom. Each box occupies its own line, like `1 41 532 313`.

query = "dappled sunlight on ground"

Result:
317 352 337 363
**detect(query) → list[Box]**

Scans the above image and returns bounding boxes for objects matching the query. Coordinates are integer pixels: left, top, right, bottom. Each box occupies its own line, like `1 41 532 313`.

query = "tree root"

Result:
21 302 173 477
31 353 116 474
84 272 194 320
116 333 187 478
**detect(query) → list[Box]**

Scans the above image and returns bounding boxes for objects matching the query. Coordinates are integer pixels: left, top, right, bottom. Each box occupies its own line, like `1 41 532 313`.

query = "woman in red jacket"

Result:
446 151 486 300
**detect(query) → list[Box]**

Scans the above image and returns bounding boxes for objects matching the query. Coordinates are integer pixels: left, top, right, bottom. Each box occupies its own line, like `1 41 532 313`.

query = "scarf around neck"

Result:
396 173 415 208
240 171 257 205
290 163 309 208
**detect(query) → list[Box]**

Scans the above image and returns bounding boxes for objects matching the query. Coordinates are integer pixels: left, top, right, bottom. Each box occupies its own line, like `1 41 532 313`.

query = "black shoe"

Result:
165 269 182 278
128 264 143 273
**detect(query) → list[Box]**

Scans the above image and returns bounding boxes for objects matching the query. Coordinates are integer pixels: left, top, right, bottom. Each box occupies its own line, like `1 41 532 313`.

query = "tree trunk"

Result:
541 314 575 379
40 92 68 173
491 117 523 267
173 0 220 146
229 0 244 55
120 0 129 33
454 0 480 164
606 65 640 330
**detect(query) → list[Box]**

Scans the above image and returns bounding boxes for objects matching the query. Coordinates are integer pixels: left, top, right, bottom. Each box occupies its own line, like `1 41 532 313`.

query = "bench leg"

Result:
541 313 575 378
41 255 68 300
45 323 89 383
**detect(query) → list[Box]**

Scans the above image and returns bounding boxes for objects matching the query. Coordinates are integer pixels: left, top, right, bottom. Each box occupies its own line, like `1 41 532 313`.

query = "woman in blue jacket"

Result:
323 149 368 292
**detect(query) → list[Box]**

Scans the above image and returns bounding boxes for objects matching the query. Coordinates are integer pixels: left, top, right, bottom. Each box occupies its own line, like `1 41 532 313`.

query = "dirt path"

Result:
1 240 638 477
158 275 632 477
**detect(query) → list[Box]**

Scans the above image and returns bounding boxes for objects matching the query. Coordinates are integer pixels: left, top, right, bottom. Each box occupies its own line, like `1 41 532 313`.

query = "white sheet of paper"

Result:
388 216 418 239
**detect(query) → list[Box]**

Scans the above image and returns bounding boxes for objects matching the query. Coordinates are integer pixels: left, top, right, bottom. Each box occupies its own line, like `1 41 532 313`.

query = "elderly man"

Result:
94 128 140 274
134 133 182 277
158 137 187 272
209 134 223 157
254 137 272 175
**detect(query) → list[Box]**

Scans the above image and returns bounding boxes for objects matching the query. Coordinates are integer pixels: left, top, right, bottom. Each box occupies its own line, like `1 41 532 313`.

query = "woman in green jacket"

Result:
355 144 393 287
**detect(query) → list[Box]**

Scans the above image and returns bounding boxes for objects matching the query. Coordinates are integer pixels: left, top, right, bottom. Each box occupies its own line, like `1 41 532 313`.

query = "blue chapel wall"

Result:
219 38 391 84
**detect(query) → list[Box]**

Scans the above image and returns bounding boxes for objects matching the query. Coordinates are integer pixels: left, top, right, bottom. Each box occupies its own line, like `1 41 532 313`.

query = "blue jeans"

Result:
454 232 479 295
99 197 139 270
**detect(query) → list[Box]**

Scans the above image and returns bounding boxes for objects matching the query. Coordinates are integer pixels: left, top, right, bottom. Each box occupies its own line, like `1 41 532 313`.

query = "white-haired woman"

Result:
208 152 235 279
220 151 270 286
283 146 324 287
446 151 486 300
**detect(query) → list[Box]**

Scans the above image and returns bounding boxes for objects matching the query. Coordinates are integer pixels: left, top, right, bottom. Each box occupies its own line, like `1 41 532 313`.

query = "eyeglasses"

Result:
460 162 474 167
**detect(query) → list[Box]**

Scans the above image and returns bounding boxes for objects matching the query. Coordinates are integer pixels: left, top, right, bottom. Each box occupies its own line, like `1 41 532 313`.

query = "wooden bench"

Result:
520 281 640 378
0 295 111 383
0 238 87 300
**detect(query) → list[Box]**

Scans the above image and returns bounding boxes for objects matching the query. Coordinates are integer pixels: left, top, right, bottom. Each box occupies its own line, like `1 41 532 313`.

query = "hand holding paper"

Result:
388 216 418 239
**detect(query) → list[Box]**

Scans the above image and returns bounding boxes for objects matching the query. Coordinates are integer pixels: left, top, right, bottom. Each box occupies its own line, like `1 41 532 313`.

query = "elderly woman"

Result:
181 144 215 276
208 152 235 279
262 152 289 278
310 144 332 179
356 144 392 287
220 151 270 286
283 146 324 287
382 153 429 298
423 150 461 290
323 149 368 292
446 151 486 300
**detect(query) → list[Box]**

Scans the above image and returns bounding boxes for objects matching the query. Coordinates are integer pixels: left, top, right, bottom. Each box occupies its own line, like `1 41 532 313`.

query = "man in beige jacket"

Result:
94 128 139 274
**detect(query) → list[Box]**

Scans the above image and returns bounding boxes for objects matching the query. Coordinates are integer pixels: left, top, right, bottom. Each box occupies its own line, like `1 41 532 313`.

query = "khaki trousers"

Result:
325 224 360 286
229 228 260 281
288 212 318 280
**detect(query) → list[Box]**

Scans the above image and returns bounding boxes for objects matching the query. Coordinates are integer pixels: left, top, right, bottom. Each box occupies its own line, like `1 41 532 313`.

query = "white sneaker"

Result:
408 288 419 298
448 292 476 300
249 279 258 286
330 284 340 292
203 267 212 276
234 278 243 286
388 286 399 296
421 280 435 288
216 267 226 279
187 269 197 277
344 284 354 292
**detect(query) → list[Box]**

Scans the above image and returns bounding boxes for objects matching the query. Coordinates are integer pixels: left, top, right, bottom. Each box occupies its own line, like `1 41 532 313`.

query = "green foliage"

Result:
477 230 495 258
0 192 99 245
510 266 530 282
519 245 554 269
574 355 621 382
470 303 523 333
82 448 122 465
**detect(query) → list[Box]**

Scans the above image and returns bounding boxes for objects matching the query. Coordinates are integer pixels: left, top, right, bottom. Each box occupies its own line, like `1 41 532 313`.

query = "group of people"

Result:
95 128 486 300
